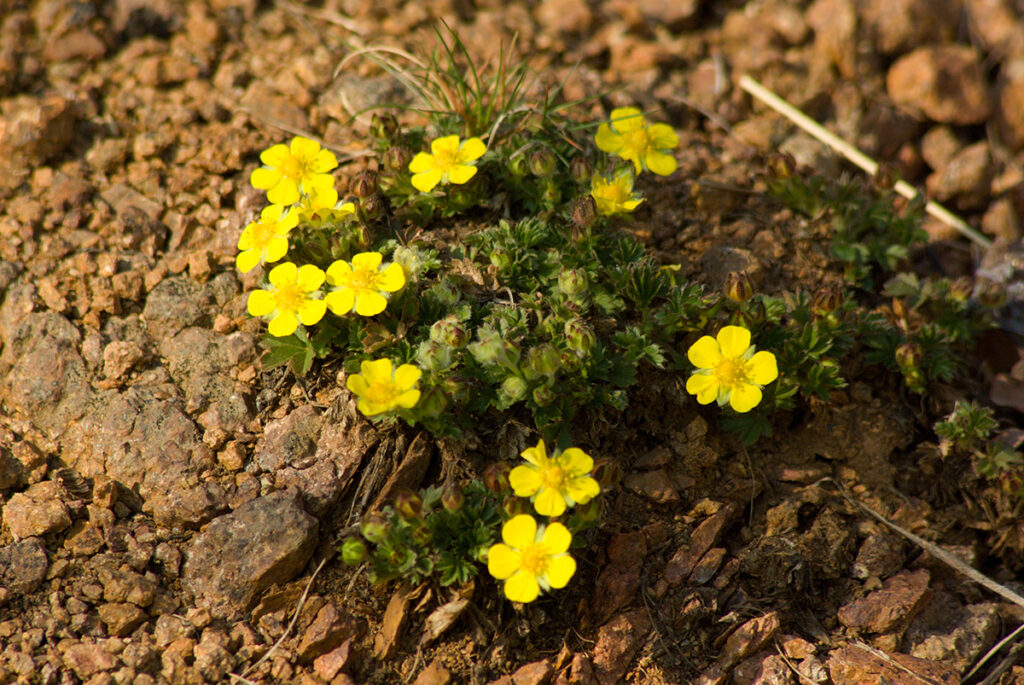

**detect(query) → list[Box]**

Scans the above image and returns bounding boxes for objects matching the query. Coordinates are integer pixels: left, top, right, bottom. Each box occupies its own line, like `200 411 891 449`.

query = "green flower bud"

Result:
575 497 602 524
340 538 367 565
470 328 518 367
558 268 588 298
811 284 842 315
384 146 413 172
564 319 595 354
417 387 449 419
393 490 423 521
411 523 433 546
508 153 529 178
543 181 561 206
873 162 898 191
489 249 512 270
361 194 385 220
502 495 530 517
766 152 796 181
428 279 461 307
430 316 469 348
570 155 592 185
441 481 464 512
370 113 399 140
977 280 1006 309
949 276 972 302
385 545 409 567
483 462 511 493
352 169 379 199
526 344 561 378
442 375 470 404
531 385 556 406
895 341 921 373
571 194 597 230
499 376 529 404
559 349 583 371
360 514 390 544
417 340 454 372
725 272 753 303
529 148 557 177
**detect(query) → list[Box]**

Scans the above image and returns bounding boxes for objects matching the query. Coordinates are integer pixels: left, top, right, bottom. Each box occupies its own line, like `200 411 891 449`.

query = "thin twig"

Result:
738 75 992 250
852 640 945 685
964 622 1024 682
978 641 1024 685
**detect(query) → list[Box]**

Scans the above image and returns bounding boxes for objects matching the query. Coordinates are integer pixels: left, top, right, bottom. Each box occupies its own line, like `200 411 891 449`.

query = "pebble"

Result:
3 481 72 539
837 569 932 633
0 538 49 594
827 644 958 684
886 45 991 124
591 610 651 685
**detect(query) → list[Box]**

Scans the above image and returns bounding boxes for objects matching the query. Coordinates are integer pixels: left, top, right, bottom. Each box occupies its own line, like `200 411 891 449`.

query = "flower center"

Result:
539 465 567 490
252 221 275 248
714 357 747 387
595 182 629 203
625 127 651 154
349 267 377 292
519 543 549 576
365 379 398 405
273 282 305 313
434 146 460 171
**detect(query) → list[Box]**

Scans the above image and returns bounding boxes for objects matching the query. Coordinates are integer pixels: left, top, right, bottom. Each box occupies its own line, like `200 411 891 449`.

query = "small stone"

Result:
733 651 793 685
592 610 652 685
886 46 991 125
62 643 119 680
102 341 145 380
721 612 781 667
838 569 932 634
623 470 679 503
806 0 858 78
511 660 553 685
3 481 72 539
97 565 157 607
852 532 905 580
374 588 414 660
193 638 233 682
858 0 956 55
252 404 322 472
569 654 596 685
664 504 736 586
0 538 49 594
920 126 961 171
298 603 362 662
925 141 993 209
827 644 958 685
98 603 148 637
313 640 354 682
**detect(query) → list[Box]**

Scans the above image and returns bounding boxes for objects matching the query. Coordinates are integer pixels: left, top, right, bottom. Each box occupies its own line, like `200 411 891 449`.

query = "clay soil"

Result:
3 1 1024 684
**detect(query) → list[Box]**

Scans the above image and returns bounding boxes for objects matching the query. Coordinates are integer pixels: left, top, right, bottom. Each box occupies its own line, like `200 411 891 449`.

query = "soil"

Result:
2 1 1024 684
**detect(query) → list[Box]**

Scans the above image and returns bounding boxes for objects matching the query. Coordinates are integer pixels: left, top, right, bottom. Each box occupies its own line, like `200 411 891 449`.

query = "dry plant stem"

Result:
852 640 945 685
964 621 1024 682
977 641 1024 685
738 75 993 250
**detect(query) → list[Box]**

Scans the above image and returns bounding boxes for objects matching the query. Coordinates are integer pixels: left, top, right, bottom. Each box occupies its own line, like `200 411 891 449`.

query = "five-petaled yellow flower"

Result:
487 514 576 604
346 358 422 416
590 169 644 216
250 136 338 205
509 439 600 517
294 186 355 226
686 325 778 413
236 204 298 274
595 107 679 176
408 135 487 193
325 252 406 317
247 262 327 338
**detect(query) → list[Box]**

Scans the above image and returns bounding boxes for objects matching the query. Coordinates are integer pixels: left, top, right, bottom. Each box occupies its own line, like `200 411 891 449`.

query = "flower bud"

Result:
489 249 512 270
526 344 561 378
543 181 561 206
502 494 530 517
499 376 529 404
949 276 972 302
592 458 622 488
411 523 433 546
571 194 597 231
361 194 385 220
873 162 898 191
441 481 464 512
725 272 753 303
384 146 413 172
352 169 379 199
442 375 470 404
766 152 796 181
508 153 529 178
417 340 454 372
895 341 921 372
811 284 842 315
430 316 470 348
529 148 557 177
340 538 367 565
370 113 399 140
531 385 556 406
558 268 588 298
570 155 592 185
977 280 1006 309
417 386 449 419
393 489 423 521
483 462 511 493
428 279 461 307
360 514 390 544
564 319 595 355
574 498 602 524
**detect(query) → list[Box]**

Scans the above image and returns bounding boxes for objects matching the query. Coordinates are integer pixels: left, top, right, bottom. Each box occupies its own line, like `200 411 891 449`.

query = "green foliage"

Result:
935 400 998 455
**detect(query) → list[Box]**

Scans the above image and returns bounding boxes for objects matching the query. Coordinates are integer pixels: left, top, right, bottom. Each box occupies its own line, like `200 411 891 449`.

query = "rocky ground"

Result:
3 0 1024 683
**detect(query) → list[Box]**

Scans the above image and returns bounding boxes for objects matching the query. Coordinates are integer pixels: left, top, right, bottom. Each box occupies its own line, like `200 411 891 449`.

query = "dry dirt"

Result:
3 1 1024 684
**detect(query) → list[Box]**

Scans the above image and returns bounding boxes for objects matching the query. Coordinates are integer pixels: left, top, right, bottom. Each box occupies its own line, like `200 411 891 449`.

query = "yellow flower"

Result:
250 136 338 205
408 135 486 193
595 107 679 176
509 439 600 517
346 358 422 416
590 169 644 216
488 515 576 603
247 262 327 337
686 325 778 413
236 204 298 274
294 186 355 226
325 252 406 317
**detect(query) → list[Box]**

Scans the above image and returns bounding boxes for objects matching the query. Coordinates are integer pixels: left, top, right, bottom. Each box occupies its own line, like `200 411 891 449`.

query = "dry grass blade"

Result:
852 640 947 685
964 621 1024 682
739 75 992 250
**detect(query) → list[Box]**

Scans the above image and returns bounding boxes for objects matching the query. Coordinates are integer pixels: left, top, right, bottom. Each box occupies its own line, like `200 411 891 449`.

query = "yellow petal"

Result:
594 122 621 153
541 522 572 555
747 351 779 385
268 262 297 287
326 260 353 285
729 383 762 413
237 224 256 251
261 204 285 222
247 289 275 316
648 123 680 149
278 210 299 232
312 148 338 173
265 236 289 263
687 336 721 369
296 264 326 291
376 263 406 292
717 326 752 358
431 135 461 156
545 555 576 589
393 364 421 390
260 143 289 167
305 173 335 190
354 291 387 316
487 544 521 580
250 167 281 190
458 137 486 161
290 136 319 160
504 571 540 603
686 373 719 405
645 149 678 176
408 151 436 173
338 201 356 216
446 164 478 185
236 248 260 274
521 440 546 466
268 311 299 337
352 252 383 271
325 289 355 315
411 169 443 193
502 514 538 548
509 465 542 497
346 374 369 396
267 178 300 205
533 487 566 517
360 358 394 384
609 107 644 132
394 389 420 409
566 476 600 505
357 398 386 416
560 448 593 476
298 299 326 326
